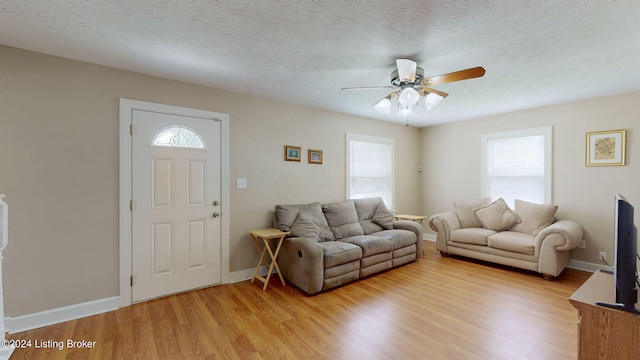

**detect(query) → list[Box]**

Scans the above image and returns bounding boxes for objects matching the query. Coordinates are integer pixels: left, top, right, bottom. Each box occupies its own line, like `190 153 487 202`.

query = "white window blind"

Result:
346 133 394 209
481 127 552 206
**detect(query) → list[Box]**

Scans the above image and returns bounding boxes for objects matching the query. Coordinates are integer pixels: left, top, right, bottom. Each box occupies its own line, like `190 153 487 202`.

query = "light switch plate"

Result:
236 178 247 189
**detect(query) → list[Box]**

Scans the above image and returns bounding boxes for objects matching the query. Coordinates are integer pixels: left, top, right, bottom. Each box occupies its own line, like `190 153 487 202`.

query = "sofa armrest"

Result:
428 212 461 233
428 212 461 252
278 237 325 294
536 219 583 277
535 220 584 251
393 220 424 258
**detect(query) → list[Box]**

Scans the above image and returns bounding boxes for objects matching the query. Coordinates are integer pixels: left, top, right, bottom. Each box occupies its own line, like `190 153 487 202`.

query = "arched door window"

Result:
152 126 205 149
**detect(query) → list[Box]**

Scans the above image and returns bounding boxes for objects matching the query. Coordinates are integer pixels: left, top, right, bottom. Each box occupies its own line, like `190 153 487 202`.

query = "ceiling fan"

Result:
342 59 485 116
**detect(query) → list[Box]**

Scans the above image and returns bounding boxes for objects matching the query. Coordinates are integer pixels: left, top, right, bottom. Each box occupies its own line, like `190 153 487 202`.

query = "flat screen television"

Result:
596 193 640 313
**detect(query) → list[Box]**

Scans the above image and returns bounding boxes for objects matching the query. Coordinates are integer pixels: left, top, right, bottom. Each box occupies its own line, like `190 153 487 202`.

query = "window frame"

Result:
480 126 552 206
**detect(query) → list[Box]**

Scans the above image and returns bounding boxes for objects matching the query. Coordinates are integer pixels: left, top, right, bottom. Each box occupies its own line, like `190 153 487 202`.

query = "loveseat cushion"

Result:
320 241 362 268
488 231 535 255
342 235 393 257
454 197 492 228
450 228 497 245
474 198 520 231
510 199 558 236
275 202 334 241
354 197 394 234
322 200 365 239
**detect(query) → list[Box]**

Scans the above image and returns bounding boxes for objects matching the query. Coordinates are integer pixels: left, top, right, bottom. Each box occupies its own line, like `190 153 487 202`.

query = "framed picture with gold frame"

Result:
284 145 301 162
586 129 626 166
308 149 323 164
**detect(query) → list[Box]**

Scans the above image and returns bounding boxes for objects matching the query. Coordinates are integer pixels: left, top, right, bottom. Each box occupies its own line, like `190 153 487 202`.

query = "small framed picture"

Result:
308 149 323 164
586 129 626 166
284 145 301 162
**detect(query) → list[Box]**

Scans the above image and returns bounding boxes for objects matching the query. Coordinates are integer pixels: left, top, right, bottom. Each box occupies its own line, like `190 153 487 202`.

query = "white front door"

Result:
131 109 222 302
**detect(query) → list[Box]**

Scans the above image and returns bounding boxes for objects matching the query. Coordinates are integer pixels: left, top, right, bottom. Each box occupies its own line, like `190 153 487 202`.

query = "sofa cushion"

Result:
355 197 394 234
370 229 416 249
454 197 492 228
488 231 535 255
450 228 497 246
474 198 520 231
342 235 393 257
322 200 365 239
275 202 334 241
510 199 558 236
319 241 362 268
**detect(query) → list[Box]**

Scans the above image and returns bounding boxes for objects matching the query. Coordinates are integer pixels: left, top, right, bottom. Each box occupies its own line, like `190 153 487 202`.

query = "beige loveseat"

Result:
274 197 423 294
428 197 583 279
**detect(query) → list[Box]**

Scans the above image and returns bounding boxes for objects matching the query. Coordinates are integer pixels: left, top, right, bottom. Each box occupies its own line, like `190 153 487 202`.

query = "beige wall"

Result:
0 46 422 317
4 43 638 319
420 91 640 265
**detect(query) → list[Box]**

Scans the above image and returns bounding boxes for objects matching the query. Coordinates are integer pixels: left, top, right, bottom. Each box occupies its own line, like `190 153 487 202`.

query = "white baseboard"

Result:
567 259 606 273
225 268 258 283
423 234 436 242
5 296 120 334
6 269 262 334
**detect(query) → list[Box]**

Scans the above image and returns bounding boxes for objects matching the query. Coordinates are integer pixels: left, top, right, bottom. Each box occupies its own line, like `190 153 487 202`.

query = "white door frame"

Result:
119 98 230 307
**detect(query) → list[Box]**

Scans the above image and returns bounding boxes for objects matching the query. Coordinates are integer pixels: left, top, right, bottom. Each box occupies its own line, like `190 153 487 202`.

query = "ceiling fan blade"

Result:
396 59 417 82
421 66 486 86
341 85 397 91
372 91 399 102
418 87 449 98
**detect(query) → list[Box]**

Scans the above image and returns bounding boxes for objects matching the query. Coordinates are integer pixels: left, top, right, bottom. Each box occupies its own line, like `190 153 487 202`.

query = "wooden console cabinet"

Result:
569 270 640 359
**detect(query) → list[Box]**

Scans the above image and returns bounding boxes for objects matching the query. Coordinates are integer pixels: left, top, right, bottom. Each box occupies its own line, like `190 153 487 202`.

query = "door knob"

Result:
212 212 220 218
213 200 219 206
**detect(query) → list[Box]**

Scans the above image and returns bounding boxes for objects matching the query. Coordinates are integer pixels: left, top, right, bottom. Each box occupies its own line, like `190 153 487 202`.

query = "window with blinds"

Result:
481 126 552 206
346 133 394 210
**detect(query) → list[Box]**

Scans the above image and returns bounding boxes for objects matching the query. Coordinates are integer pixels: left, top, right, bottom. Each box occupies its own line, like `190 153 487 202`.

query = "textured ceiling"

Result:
1 1 640 127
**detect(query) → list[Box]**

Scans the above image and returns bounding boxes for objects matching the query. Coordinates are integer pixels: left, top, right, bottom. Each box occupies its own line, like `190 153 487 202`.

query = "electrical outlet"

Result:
599 251 607 260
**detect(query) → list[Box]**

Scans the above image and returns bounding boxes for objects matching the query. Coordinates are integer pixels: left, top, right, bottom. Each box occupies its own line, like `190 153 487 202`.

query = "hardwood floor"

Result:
8 242 591 360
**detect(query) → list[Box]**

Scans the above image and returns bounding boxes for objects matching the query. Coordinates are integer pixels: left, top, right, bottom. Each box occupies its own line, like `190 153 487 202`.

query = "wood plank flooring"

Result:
7 242 591 359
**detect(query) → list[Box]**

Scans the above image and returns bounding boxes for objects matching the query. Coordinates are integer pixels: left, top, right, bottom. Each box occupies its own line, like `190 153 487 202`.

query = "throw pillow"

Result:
372 201 394 230
473 198 520 231
510 199 558 236
454 197 492 228
289 214 321 240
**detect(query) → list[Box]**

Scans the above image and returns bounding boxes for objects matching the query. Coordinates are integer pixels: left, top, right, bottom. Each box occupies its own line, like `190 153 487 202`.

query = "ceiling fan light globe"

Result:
374 98 391 114
398 87 419 107
425 92 444 110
